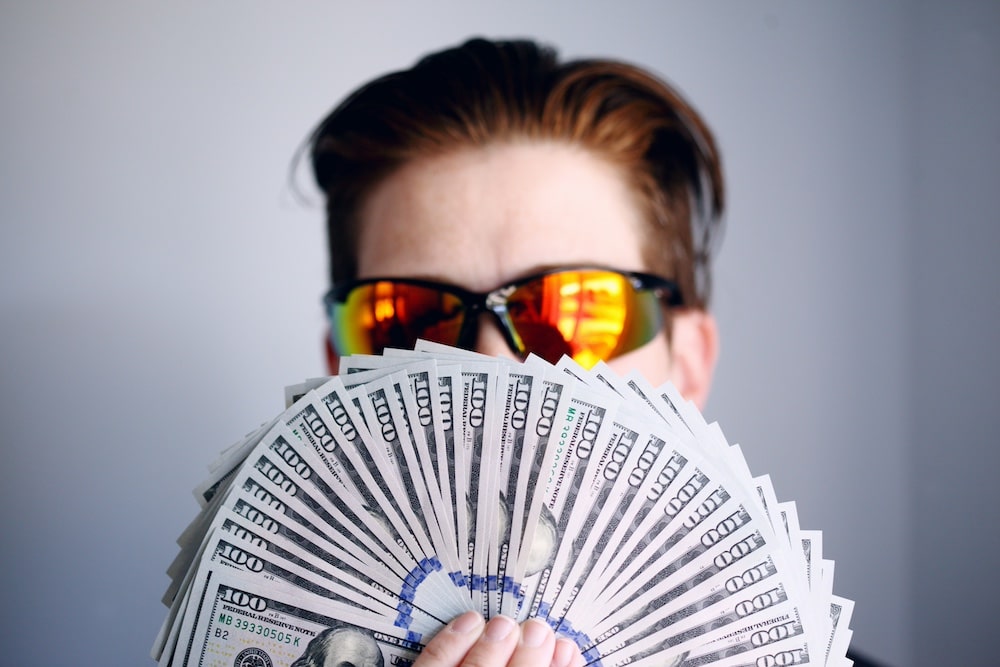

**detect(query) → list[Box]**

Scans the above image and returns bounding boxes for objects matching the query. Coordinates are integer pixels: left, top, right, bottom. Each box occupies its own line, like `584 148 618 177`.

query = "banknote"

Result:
170 567 421 667
538 407 653 626
307 376 445 574
459 360 505 615
355 372 457 571
156 344 853 667
391 349 474 598
546 430 683 626
518 381 619 621
394 361 466 588
504 365 575 619
487 363 544 615
826 595 855 665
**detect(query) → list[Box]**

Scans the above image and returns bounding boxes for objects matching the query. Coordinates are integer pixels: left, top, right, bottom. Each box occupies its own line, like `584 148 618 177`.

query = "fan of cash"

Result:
153 342 855 667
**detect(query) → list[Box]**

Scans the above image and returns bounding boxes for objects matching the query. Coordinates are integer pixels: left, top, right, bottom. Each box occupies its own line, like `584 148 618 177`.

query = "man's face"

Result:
338 141 716 403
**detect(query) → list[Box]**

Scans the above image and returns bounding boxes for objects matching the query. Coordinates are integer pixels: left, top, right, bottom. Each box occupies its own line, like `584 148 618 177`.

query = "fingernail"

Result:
449 611 482 634
484 615 516 642
521 618 551 647
551 637 580 667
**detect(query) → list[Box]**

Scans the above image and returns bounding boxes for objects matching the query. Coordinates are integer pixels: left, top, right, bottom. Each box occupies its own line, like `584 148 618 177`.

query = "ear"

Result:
667 310 719 410
325 333 341 375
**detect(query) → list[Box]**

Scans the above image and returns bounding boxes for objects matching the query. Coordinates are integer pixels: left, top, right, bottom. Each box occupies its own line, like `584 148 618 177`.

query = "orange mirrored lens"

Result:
506 270 663 367
329 282 465 354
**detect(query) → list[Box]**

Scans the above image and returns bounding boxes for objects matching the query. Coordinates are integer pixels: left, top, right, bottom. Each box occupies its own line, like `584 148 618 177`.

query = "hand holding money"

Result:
413 612 584 667
153 343 854 667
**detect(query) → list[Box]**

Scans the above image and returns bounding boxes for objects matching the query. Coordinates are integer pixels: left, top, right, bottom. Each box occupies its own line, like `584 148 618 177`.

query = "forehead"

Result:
354 142 649 291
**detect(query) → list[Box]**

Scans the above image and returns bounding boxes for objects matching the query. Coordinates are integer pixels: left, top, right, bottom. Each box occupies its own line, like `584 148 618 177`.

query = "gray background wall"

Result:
1 2 997 666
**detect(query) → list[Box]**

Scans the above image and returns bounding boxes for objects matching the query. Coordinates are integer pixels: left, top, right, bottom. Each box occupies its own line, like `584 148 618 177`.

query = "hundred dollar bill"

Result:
219 498 397 593
224 467 467 616
284 376 331 407
800 529 822 594
157 578 196 665
598 599 810 667
775 502 821 638
157 344 853 667
587 556 800 656
406 344 509 610
163 484 230 608
596 498 770 618
287 381 434 567
345 370 470 613
580 360 629 397
201 530 437 636
297 378 471 611
826 595 855 665
621 375 764 541
348 367 460 572
623 373 753 501
405 347 530 617
588 435 773 613
339 372 440 542
162 418 282 607
340 356 463 576
157 487 410 664
224 431 459 607
578 442 696 607
406 346 544 608
308 376 459 573
156 525 217 661
586 477 771 619
537 406 654 628
504 365 575 619
233 464 409 580
383 349 470 595
252 425 417 567
409 346 511 604
215 504 419 609
430 364 464 582
583 460 725 609
158 517 400 667
667 604 813 667
336 359 446 509
579 485 811 659
165 407 343 607
517 379 619 621
457 360 505 615
545 425 679 628
170 566 421 667
488 361 545 615
198 419 278 502
816 559 836 652
775 501 802 556
392 363 465 582
679 633 814 667
656 380 744 475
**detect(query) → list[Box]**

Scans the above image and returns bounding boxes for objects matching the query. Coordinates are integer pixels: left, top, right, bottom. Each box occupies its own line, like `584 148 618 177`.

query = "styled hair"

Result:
309 37 724 309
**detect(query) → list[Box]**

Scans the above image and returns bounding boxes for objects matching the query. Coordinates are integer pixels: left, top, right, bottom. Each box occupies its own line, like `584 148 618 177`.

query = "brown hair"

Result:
309 38 724 309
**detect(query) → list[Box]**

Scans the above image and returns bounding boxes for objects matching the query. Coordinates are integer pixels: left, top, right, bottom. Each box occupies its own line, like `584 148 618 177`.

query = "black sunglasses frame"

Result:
324 266 685 360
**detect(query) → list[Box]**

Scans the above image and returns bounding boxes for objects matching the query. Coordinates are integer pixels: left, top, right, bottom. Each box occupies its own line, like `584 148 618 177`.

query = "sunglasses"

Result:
324 267 684 368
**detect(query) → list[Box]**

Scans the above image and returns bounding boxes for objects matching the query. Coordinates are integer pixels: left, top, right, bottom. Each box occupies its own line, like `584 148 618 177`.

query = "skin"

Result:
325 141 719 666
326 141 718 404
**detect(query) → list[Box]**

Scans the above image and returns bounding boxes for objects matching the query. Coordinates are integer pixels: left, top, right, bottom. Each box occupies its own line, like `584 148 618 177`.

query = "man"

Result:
310 37 882 667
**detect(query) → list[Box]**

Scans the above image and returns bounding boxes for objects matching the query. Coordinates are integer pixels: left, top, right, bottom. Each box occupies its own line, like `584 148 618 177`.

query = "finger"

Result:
551 636 585 667
413 611 484 667
456 615 519 667
506 618 556 667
